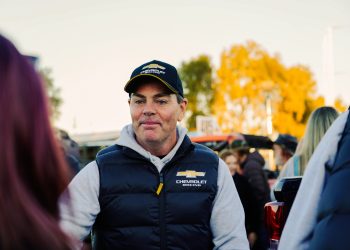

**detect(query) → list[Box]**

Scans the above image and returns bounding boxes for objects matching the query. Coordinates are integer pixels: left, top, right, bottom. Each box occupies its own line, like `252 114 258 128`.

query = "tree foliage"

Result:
39 68 62 122
212 41 325 138
334 97 347 112
179 55 213 130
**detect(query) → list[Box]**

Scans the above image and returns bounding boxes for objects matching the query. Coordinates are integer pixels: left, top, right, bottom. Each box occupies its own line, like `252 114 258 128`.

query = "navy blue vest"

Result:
93 136 218 250
308 112 350 250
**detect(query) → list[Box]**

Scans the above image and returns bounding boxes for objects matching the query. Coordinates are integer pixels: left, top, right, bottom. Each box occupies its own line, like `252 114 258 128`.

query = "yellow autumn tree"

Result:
212 41 325 138
334 97 347 112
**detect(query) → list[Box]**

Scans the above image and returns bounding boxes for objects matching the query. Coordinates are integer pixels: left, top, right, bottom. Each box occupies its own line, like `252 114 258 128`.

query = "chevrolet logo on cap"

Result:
177 170 206 178
142 63 166 70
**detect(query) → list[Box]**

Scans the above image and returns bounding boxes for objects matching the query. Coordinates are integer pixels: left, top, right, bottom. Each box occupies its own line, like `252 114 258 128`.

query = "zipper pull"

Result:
156 173 164 196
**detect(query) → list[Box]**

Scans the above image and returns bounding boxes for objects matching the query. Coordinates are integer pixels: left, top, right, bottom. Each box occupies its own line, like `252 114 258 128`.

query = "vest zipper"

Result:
156 173 164 195
158 172 166 250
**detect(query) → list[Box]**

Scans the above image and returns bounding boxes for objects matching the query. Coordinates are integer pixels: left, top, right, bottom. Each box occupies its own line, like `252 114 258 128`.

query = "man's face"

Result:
234 152 246 165
273 144 285 166
129 81 187 152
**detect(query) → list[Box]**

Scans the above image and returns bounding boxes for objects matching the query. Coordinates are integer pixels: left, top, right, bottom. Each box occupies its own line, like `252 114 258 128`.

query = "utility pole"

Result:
322 26 335 105
265 91 274 171
266 94 273 136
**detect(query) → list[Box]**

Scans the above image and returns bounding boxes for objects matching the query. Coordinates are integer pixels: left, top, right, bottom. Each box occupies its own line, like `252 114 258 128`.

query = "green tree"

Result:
178 55 213 130
39 68 62 122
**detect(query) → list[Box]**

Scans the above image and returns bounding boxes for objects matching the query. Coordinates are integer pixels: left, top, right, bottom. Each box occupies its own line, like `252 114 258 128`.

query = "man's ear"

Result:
178 98 188 121
128 93 133 106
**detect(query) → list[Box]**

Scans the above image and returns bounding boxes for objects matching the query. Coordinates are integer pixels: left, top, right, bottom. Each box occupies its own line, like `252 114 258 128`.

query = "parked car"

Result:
189 133 273 152
190 133 276 178
189 133 244 151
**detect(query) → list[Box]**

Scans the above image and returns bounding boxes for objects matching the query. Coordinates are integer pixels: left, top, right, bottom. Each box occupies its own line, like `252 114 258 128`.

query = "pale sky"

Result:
1 0 349 134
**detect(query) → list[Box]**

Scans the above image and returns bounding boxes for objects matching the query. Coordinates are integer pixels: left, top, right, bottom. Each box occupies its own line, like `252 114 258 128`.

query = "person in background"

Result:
277 107 338 179
220 149 259 249
0 34 73 249
278 108 350 250
233 142 270 250
270 107 338 200
60 60 249 249
272 134 298 169
57 129 82 179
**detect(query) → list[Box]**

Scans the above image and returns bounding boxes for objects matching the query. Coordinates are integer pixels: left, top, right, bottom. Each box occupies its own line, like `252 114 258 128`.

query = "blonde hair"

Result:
297 106 339 174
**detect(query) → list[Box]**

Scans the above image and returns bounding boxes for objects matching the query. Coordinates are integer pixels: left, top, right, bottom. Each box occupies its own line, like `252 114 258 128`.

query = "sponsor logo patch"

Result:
142 63 166 70
176 170 206 178
176 170 207 187
140 69 165 75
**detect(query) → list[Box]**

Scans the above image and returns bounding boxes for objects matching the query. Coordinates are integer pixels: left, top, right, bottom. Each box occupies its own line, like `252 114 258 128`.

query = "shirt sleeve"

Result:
59 161 100 240
210 158 249 250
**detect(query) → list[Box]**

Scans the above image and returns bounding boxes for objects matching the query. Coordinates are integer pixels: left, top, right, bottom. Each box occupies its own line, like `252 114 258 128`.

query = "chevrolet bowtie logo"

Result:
176 170 206 178
142 63 165 70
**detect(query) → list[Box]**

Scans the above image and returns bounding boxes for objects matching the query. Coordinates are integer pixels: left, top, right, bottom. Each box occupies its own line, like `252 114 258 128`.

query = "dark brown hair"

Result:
219 149 235 161
0 34 73 249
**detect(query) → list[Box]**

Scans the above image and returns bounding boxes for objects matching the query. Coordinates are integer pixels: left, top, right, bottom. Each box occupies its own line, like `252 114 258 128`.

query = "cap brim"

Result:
124 74 179 95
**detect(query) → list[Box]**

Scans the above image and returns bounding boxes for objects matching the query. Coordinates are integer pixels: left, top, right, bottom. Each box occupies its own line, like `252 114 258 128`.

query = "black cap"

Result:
274 134 298 154
124 60 184 97
231 139 249 149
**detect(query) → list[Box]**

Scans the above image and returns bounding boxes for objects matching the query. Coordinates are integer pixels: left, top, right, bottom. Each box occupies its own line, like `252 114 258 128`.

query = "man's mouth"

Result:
140 121 161 128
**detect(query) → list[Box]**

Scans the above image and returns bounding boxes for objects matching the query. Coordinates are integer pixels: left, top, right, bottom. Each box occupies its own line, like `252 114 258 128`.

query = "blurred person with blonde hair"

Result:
277 106 338 179
295 106 338 175
0 34 74 249
271 106 339 200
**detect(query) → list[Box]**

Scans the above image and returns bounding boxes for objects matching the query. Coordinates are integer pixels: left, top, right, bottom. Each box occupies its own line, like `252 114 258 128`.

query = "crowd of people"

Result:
1 32 349 250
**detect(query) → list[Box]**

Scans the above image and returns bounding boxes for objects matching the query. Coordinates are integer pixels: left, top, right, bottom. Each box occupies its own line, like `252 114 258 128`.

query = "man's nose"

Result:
143 101 156 116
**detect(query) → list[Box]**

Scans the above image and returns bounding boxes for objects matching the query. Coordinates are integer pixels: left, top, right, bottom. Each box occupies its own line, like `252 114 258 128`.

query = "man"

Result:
270 134 298 201
273 134 298 168
233 141 270 250
57 129 81 179
60 60 248 250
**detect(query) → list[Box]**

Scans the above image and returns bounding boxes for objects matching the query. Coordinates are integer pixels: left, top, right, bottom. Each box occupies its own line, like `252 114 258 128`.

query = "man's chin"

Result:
141 133 160 144
144 137 160 144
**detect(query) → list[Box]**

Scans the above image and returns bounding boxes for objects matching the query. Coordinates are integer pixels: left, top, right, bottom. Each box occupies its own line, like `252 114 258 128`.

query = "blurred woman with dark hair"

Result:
0 34 73 249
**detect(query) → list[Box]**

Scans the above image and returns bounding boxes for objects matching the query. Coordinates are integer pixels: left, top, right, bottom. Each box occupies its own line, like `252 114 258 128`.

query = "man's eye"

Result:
156 99 168 105
134 99 145 104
